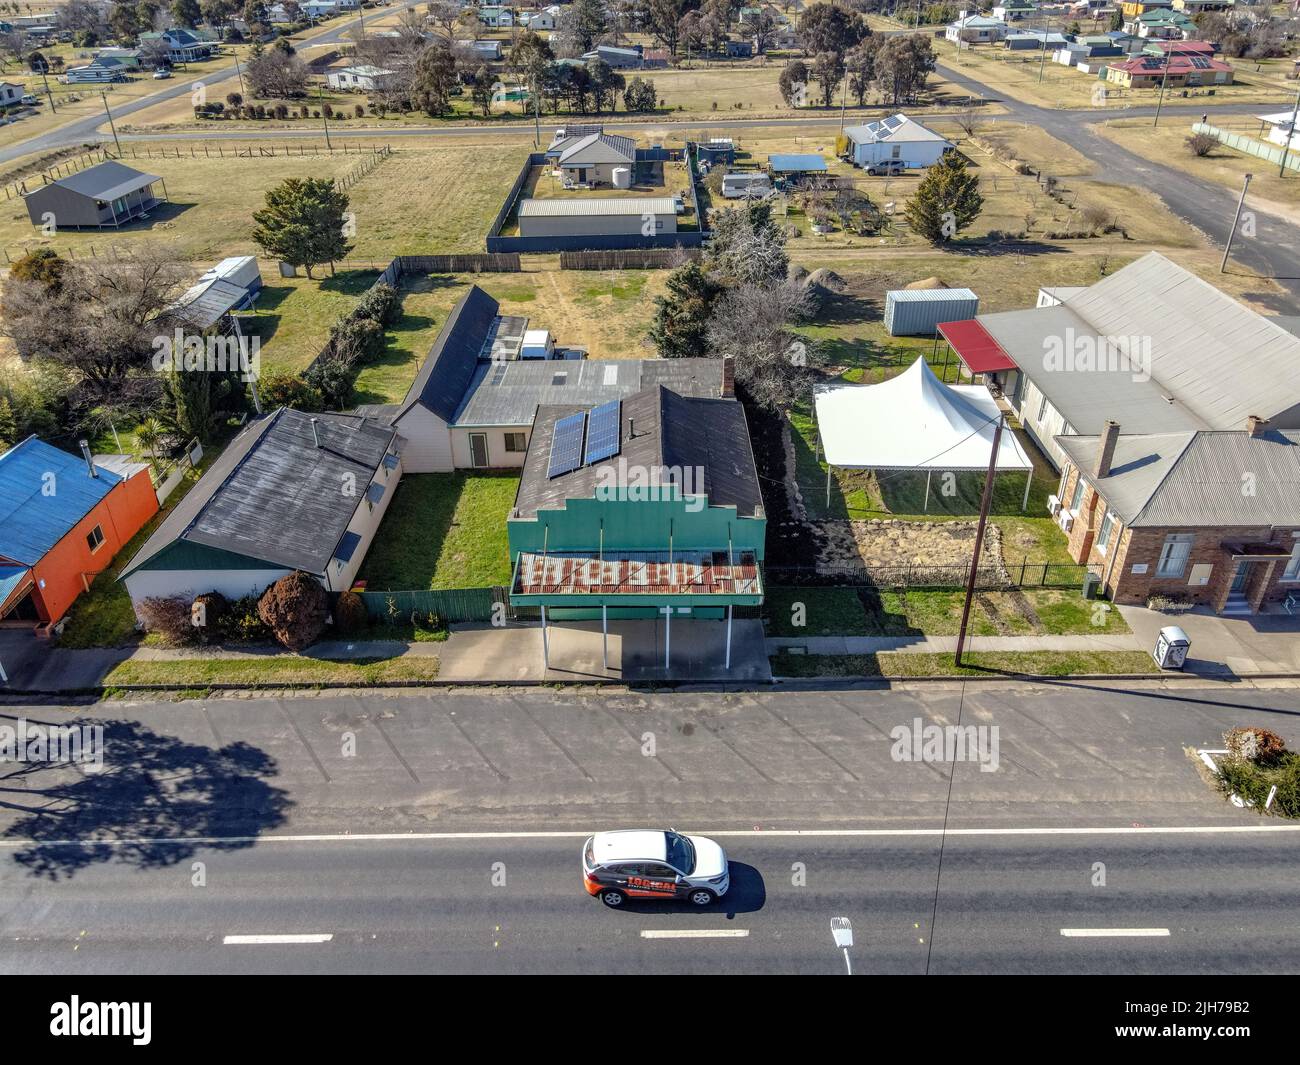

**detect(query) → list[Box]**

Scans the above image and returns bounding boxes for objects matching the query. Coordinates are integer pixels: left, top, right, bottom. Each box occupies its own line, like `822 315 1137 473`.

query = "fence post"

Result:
1019 557 1026 585
1041 564 1048 586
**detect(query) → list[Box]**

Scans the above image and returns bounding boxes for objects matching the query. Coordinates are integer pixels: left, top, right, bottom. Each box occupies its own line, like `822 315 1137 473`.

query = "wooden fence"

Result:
560 248 701 270
395 253 521 273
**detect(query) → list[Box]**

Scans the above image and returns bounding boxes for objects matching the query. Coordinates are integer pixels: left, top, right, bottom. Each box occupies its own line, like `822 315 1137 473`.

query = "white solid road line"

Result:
2 825 1299 848
1060 929 1171 938
640 930 751 939
222 934 334 945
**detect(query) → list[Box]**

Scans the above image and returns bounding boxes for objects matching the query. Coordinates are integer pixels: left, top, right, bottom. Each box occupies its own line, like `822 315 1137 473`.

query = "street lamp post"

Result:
1279 83 1300 179
1220 171 1252 273
101 90 122 155
318 83 332 149
1153 52 1172 127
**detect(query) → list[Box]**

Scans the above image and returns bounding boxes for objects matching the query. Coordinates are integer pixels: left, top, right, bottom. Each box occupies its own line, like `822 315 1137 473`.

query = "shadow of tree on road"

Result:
0 716 291 880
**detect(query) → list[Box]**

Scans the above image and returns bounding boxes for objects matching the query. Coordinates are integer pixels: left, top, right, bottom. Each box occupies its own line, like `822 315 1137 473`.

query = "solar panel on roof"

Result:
548 412 586 478
584 400 621 466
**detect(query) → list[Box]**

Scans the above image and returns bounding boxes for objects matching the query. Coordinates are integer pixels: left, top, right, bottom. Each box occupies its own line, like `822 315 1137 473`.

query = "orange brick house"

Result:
1053 420 1300 613
0 436 158 629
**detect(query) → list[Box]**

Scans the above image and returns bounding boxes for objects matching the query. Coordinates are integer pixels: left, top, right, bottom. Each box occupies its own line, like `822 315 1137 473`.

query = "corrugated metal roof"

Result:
0 565 33 614
1061 253 1300 431
844 113 952 145
48 159 162 202
979 302 1203 435
557 131 636 166
170 277 248 329
1058 429 1300 527
517 197 676 217
454 357 722 427
121 409 398 578
394 285 500 423
768 154 828 172
0 437 123 567
513 386 762 520
888 287 978 303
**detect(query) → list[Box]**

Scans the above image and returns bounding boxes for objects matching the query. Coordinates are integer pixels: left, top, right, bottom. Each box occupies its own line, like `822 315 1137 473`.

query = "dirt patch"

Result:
813 519 1011 584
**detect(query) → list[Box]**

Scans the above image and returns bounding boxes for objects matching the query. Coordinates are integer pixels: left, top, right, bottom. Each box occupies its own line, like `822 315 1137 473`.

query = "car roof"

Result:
591 830 669 864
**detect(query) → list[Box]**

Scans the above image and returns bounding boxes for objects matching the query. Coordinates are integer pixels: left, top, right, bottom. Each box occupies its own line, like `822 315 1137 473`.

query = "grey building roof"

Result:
47 160 162 202
120 408 399 579
979 252 1300 435
517 197 676 218
558 130 637 166
1056 429 1300 527
454 357 723 427
843 113 952 145
169 277 248 329
512 386 763 520
394 285 500 423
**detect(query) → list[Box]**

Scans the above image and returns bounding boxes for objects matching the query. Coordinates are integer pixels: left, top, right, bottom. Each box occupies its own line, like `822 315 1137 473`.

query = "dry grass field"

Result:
939 39 1299 111
1094 117 1300 225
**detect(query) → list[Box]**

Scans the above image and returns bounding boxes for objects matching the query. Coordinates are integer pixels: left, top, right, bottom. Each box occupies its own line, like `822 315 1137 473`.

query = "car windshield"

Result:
665 832 695 874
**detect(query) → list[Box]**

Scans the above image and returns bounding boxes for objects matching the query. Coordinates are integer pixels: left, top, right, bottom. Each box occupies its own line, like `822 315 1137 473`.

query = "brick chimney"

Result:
1095 420 1120 478
1246 414 1268 437
720 355 735 398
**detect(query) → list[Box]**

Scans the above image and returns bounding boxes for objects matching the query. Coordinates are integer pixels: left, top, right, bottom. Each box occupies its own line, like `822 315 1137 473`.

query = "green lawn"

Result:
771 650 1158 678
105 655 440 688
766 586 1129 638
358 472 518 591
243 270 381 377
353 274 464 406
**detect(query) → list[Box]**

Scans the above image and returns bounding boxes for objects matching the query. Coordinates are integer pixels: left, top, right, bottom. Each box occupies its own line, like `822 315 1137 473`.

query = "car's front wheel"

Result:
600 888 627 908
688 889 715 907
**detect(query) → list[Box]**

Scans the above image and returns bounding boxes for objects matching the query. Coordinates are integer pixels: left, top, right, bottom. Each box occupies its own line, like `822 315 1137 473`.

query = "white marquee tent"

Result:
813 356 1034 510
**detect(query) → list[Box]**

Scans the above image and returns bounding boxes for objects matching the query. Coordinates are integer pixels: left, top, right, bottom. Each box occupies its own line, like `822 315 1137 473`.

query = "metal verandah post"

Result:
1022 467 1032 512
725 605 732 671
602 604 608 671
541 604 549 669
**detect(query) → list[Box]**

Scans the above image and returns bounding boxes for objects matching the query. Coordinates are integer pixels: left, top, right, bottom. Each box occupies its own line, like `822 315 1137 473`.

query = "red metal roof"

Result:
513 551 761 597
938 319 1018 373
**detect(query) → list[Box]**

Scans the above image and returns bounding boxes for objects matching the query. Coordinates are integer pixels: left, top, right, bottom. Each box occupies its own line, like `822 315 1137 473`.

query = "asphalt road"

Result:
934 60 1300 308
0 3 424 166
1 830 1297 974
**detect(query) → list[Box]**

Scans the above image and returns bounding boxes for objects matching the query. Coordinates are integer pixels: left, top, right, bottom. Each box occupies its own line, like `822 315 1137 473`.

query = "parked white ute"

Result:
583 829 730 907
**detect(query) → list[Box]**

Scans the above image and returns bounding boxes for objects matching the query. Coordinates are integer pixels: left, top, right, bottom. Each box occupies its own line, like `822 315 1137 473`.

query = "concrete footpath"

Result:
2 605 1299 693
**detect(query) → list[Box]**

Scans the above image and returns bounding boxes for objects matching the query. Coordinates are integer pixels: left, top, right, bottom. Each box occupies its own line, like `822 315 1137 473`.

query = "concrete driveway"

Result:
1119 604 1300 676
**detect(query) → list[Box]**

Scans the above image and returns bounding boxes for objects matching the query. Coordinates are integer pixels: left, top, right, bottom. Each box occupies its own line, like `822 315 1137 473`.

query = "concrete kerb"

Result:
7 670 1300 703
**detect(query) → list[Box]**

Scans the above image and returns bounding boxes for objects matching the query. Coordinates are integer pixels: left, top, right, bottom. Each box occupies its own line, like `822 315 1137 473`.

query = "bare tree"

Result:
706 280 821 409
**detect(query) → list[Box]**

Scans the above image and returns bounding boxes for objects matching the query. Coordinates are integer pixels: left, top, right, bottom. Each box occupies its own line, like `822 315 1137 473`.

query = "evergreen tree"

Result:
252 178 353 278
904 150 983 245
650 261 726 359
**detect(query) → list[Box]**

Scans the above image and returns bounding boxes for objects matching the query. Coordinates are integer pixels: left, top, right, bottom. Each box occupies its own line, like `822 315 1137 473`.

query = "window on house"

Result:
1037 393 1048 422
1097 511 1116 554
1283 541 1300 582
505 432 527 453
1156 533 1194 579
86 525 105 552
1069 475 1085 512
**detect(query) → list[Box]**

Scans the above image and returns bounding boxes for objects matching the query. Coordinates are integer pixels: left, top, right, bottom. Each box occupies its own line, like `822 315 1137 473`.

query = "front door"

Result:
1231 560 1250 593
468 432 489 469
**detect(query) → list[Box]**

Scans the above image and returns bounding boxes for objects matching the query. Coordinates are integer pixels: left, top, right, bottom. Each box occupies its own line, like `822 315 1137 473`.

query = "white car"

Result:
582 829 730 908
153 69 172 79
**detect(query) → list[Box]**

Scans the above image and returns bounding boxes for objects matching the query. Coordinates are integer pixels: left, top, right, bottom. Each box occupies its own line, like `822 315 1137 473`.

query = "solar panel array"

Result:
547 412 587 479
583 400 622 465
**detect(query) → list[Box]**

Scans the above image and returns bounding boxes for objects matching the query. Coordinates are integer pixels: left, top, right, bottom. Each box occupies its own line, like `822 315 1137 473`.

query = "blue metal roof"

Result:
0 438 122 567
769 154 828 172
0 565 31 609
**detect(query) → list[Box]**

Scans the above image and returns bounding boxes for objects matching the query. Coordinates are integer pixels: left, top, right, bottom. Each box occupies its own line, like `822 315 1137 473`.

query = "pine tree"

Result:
252 178 353 279
904 150 984 245
650 261 725 359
